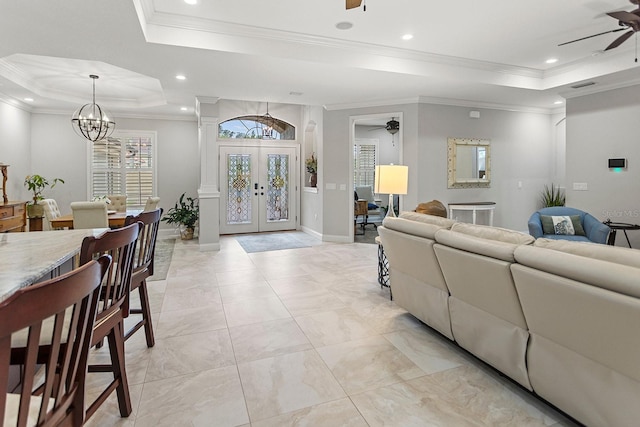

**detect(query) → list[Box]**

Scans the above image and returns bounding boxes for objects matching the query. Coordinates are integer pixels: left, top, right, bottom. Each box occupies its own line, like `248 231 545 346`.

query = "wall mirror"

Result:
447 137 491 188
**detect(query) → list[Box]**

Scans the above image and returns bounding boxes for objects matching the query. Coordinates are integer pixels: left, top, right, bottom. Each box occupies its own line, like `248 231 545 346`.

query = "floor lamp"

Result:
374 165 408 218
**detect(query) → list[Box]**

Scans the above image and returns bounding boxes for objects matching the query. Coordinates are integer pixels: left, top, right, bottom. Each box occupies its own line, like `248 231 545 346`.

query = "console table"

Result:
0 201 27 233
448 202 496 226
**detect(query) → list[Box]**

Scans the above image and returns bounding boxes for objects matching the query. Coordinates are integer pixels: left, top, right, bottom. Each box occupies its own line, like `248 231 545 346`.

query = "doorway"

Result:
220 144 299 234
350 112 403 241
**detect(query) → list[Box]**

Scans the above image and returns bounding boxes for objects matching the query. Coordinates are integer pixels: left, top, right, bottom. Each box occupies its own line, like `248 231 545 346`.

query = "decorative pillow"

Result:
540 215 586 236
368 203 378 210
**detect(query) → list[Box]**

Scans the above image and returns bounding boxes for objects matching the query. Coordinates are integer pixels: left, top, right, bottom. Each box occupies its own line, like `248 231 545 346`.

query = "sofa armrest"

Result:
583 214 610 244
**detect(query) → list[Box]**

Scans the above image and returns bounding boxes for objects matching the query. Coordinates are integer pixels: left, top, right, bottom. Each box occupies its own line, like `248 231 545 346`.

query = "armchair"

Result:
528 206 610 244
355 185 382 228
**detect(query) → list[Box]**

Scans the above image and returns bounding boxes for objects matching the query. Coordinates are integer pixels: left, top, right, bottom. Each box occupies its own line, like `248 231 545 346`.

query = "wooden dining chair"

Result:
79 222 141 420
124 208 163 347
1 256 111 427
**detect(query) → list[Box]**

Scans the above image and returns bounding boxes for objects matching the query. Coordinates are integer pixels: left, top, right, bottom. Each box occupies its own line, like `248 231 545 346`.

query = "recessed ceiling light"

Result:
545 58 558 64
180 107 188 111
402 34 414 41
336 21 353 30
184 0 197 5
175 74 186 80
554 100 564 105
23 97 34 102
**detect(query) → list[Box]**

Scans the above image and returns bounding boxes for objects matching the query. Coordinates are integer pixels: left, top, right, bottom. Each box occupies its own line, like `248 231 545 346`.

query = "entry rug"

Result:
149 236 176 281
235 232 314 253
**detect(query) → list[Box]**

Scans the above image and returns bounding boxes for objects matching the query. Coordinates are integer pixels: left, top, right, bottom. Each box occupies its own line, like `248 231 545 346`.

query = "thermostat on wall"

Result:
608 158 626 169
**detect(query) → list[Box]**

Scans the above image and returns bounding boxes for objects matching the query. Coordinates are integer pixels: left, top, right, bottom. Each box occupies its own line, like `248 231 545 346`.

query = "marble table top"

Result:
0 228 107 302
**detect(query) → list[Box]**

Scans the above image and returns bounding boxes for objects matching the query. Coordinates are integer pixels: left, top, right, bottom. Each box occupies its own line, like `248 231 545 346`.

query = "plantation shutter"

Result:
90 132 156 208
354 139 378 188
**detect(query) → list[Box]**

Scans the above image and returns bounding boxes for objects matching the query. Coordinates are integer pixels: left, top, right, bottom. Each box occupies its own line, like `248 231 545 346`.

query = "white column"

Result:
196 98 221 251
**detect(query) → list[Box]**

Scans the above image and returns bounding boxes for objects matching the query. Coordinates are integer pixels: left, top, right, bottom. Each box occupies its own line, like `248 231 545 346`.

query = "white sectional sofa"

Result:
377 212 640 427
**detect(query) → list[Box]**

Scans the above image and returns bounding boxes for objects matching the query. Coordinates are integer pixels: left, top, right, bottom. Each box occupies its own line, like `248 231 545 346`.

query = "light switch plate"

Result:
573 182 588 191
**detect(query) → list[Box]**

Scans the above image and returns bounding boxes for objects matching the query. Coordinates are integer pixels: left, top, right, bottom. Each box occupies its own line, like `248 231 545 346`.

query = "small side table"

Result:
354 200 367 235
604 220 640 248
375 236 391 300
29 217 43 232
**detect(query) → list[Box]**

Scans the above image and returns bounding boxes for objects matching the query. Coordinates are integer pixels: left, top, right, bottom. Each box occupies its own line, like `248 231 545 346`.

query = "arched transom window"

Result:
219 115 296 140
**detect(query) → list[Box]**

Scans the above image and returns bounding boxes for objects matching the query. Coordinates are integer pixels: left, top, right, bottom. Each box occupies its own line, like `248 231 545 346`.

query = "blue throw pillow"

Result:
368 203 378 210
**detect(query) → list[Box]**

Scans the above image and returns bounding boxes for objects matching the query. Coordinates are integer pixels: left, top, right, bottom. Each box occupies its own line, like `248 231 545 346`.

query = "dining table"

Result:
0 228 107 302
50 210 138 230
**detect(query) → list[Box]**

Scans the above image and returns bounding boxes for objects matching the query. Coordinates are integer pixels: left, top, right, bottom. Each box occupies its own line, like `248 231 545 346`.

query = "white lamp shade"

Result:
374 165 408 195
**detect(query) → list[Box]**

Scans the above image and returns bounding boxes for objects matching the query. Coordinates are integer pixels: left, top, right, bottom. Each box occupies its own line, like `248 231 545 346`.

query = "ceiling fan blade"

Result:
346 0 362 10
558 28 626 46
607 10 640 23
605 30 635 50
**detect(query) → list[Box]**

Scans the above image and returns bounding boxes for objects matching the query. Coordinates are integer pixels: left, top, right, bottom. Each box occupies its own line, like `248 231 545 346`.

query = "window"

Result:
354 138 379 188
219 116 295 140
90 131 156 209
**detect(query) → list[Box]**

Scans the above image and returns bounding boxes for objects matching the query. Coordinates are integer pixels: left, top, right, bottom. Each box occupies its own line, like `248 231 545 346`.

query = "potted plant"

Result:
162 192 199 239
23 174 64 218
305 153 318 187
540 184 565 207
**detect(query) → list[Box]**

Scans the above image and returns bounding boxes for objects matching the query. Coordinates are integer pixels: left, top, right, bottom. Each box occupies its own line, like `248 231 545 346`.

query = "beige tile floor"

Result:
84 233 581 427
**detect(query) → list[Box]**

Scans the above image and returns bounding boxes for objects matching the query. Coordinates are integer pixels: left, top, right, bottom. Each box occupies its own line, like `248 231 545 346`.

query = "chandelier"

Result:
262 102 274 139
71 75 115 142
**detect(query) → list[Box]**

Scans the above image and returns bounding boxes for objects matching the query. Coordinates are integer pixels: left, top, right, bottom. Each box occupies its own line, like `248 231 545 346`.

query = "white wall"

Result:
323 103 418 239
416 103 555 231
324 102 556 238
566 84 640 246
0 101 31 201
29 113 199 230
301 105 323 235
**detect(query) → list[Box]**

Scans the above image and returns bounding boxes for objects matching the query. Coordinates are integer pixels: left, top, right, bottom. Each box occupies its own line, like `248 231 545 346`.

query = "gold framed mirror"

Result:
447 137 491 189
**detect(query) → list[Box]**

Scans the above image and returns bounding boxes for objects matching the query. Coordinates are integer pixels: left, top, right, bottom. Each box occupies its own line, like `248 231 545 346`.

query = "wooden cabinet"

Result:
0 201 27 232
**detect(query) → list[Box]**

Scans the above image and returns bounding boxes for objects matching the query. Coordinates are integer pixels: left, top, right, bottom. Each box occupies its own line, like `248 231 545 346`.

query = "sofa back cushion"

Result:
399 211 456 228
435 223 534 263
533 238 640 269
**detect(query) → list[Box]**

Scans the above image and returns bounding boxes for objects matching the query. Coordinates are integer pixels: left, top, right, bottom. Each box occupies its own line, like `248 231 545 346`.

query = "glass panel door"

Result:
220 145 297 234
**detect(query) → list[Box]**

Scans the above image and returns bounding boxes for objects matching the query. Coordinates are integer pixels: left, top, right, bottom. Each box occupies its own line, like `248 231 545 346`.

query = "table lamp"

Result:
374 164 408 217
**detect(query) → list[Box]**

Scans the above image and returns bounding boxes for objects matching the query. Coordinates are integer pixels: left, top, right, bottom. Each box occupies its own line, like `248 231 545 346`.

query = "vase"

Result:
180 226 194 240
26 203 44 218
309 173 317 188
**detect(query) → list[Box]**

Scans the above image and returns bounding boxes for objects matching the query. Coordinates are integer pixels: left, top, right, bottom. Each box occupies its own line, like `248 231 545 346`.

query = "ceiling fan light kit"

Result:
71 75 116 142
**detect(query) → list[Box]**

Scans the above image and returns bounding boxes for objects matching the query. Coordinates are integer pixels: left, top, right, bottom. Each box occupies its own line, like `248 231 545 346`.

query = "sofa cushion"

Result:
435 224 534 263
514 244 640 299
450 222 535 245
533 238 640 269
398 211 456 228
382 217 447 240
540 215 586 236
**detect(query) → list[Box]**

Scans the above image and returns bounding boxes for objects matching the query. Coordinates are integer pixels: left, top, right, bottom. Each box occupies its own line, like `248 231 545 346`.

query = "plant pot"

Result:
309 173 317 188
26 203 44 218
181 226 195 240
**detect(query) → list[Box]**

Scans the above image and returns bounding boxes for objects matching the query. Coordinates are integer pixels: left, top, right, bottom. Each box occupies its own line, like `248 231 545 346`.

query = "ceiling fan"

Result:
346 0 366 11
367 118 400 145
559 0 640 51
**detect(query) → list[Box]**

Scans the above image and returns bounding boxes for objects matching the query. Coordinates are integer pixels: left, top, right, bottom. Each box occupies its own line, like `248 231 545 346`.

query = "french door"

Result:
220 144 298 234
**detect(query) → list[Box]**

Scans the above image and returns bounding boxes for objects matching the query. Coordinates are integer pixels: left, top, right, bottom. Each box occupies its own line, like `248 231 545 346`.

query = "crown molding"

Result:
136 0 545 87
325 95 555 115
30 107 197 122
0 93 32 113
560 76 640 100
